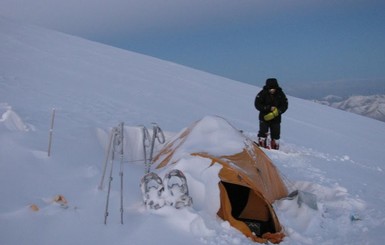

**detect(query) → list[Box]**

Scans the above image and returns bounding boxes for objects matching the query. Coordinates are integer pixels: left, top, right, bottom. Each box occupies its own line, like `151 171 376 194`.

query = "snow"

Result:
1 18 385 245
315 95 385 122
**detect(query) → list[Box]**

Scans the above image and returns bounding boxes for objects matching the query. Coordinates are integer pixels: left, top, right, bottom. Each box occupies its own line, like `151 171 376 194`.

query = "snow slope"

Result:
1 18 385 245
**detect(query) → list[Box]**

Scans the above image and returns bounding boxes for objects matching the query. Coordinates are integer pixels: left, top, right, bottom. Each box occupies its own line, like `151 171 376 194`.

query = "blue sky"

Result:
1 0 385 96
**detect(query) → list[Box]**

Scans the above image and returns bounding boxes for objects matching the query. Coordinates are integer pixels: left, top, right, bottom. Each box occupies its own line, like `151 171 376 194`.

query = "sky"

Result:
1 0 385 96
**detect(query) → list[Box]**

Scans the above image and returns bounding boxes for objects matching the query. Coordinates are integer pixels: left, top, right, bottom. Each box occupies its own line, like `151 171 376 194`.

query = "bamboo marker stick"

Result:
47 108 56 157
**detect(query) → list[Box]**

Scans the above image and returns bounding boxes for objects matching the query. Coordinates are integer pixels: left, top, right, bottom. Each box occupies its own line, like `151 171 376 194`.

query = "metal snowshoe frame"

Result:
140 169 193 210
163 169 192 209
164 169 189 197
140 172 166 210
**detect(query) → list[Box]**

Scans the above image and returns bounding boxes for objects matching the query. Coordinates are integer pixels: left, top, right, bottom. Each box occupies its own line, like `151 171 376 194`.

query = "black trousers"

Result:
258 121 281 140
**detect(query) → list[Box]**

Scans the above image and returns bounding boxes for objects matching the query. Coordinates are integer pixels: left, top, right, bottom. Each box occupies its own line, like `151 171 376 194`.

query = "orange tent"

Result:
153 116 288 243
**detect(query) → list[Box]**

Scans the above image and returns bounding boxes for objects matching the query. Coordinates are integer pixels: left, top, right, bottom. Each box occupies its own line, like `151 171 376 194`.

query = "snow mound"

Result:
152 116 242 217
154 116 245 167
0 103 30 131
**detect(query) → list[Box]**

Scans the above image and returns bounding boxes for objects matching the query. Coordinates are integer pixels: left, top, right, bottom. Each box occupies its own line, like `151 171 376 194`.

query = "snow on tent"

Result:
153 116 288 243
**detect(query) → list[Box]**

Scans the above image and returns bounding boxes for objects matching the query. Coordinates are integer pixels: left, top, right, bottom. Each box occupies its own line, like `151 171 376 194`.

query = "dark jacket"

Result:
254 86 288 123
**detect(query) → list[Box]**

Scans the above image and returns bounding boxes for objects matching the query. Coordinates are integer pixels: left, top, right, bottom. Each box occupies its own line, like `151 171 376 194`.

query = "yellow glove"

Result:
264 108 279 121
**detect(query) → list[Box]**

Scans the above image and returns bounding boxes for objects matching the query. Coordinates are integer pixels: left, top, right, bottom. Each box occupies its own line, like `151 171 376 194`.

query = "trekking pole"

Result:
99 129 115 190
104 127 118 225
118 122 124 224
149 123 165 163
141 126 151 174
47 108 56 157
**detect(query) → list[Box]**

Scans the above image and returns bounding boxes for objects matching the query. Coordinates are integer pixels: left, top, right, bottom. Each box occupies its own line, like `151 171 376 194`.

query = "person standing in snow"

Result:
254 78 288 150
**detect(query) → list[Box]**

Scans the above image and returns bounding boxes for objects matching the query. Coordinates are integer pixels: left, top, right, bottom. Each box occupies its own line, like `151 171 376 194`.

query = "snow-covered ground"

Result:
1 18 385 245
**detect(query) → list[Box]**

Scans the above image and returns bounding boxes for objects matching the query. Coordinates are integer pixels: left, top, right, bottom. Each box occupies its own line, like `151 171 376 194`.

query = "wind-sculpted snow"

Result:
0 103 30 131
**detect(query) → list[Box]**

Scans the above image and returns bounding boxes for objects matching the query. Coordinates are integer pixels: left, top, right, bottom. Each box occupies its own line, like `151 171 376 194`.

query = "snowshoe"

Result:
163 169 192 209
140 172 165 210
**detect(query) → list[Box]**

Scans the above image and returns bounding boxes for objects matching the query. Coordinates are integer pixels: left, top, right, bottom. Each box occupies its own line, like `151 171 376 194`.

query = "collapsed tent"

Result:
153 116 288 243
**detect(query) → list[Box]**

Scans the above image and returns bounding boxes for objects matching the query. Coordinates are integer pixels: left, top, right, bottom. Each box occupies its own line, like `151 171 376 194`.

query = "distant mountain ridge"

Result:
283 79 385 100
315 95 385 122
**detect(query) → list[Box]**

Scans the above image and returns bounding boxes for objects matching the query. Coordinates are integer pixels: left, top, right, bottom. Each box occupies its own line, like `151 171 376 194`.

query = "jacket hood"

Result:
265 78 279 89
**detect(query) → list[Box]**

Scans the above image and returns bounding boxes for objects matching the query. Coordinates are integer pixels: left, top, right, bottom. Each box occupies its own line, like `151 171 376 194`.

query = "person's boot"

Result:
271 139 279 150
258 137 266 148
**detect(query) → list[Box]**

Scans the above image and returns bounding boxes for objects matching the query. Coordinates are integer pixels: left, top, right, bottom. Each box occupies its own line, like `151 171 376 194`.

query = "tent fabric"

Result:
153 116 288 243
193 148 287 243
217 182 285 244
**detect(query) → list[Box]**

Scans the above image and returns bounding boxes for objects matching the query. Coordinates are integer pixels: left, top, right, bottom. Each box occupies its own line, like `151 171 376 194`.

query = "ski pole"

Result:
104 145 115 224
149 123 165 163
141 126 151 174
99 129 115 190
104 127 118 224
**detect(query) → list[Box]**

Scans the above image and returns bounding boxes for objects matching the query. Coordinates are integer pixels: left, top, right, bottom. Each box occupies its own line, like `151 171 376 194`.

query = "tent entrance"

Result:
221 181 276 236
